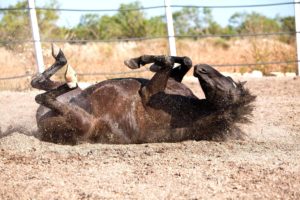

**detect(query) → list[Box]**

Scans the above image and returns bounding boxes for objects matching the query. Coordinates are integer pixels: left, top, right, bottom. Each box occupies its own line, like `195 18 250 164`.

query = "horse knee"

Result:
35 94 45 104
35 93 54 106
182 56 192 68
31 78 39 89
31 73 45 89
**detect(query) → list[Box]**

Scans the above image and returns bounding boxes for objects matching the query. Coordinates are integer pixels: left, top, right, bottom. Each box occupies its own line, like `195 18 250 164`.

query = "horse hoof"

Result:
124 58 140 69
51 43 61 59
65 64 78 88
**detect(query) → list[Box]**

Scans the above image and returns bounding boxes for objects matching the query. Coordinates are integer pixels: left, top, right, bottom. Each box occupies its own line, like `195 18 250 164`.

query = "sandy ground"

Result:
0 77 299 199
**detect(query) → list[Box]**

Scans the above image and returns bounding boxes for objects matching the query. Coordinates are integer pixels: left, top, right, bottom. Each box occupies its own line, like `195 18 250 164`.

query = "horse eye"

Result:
200 68 208 74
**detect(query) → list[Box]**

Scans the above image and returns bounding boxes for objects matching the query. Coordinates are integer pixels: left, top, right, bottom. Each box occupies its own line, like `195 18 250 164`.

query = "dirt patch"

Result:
0 77 299 199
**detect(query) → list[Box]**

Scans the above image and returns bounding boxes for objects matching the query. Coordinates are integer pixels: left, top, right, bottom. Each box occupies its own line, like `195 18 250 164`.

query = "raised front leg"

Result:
169 56 192 82
125 55 192 82
125 55 178 104
31 44 67 91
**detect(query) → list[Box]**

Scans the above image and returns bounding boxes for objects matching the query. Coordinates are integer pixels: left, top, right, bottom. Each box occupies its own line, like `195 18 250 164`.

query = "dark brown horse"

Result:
31 44 255 145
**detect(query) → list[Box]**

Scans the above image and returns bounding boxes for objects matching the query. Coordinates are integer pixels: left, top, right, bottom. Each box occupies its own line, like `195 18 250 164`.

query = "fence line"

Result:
0 6 165 12
175 32 298 39
0 1 298 12
171 2 298 9
1 60 298 81
35 6 164 12
0 32 298 44
0 74 32 81
211 60 299 67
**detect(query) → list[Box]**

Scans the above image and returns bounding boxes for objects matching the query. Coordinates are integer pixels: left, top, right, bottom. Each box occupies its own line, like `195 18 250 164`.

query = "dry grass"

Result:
0 38 296 90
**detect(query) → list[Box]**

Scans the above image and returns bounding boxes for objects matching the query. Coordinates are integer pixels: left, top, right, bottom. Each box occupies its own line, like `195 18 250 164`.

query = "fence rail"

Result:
0 1 299 11
1 60 298 81
0 31 298 44
171 2 299 9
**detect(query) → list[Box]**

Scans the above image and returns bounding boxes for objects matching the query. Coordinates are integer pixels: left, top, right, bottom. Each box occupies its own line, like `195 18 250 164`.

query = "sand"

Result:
0 76 299 199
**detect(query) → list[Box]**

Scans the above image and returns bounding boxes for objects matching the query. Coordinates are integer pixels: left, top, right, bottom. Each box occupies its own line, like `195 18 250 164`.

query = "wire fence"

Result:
2 60 299 81
0 31 298 44
0 1 298 11
0 1 299 81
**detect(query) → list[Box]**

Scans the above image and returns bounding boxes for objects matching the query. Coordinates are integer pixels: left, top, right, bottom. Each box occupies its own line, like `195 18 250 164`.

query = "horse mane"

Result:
199 82 256 141
231 82 257 123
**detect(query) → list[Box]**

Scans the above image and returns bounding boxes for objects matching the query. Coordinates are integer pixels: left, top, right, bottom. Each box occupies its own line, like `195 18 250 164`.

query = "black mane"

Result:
202 82 256 141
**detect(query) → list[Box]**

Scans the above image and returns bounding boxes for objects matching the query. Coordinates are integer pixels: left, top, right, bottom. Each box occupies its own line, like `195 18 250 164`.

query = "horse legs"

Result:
125 55 191 104
125 55 192 82
169 56 192 82
39 116 78 144
35 83 92 131
31 44 67 91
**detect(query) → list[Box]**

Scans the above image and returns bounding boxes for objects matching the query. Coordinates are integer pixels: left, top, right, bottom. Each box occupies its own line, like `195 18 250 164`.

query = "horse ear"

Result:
226 76 238 88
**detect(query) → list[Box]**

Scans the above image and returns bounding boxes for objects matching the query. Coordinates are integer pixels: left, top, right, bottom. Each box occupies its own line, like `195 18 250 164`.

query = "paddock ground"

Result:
0 76 299 199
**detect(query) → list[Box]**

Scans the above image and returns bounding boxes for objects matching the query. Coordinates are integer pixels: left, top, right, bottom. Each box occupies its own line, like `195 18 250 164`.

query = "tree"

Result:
114 2 147 38
71 1 166 40
279 16 295 32
172 7 222 36
0 0 62 43
279 16 295 44
74 14 101 40
145 16 166 37
173 7 201 35
229 12 280 33
0 1 31 41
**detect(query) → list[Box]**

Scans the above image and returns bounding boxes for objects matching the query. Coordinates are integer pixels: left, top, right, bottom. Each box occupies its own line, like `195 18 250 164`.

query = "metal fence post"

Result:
295 0 300 75
28 0 44 73
164 0 177 56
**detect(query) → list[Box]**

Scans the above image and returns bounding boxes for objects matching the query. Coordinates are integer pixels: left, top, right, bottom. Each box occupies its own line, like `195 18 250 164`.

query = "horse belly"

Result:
89 81 146 143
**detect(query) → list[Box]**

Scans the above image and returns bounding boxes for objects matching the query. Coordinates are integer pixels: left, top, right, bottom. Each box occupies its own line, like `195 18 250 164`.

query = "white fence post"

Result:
164 0 177 56
295 0 300 75
28 0 44 73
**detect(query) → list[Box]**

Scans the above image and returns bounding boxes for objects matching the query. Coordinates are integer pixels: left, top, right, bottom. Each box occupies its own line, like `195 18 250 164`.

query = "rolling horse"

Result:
31 44 255 145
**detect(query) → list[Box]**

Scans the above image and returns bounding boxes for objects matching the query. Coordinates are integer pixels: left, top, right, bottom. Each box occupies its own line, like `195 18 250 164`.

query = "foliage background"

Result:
0 0 295 43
